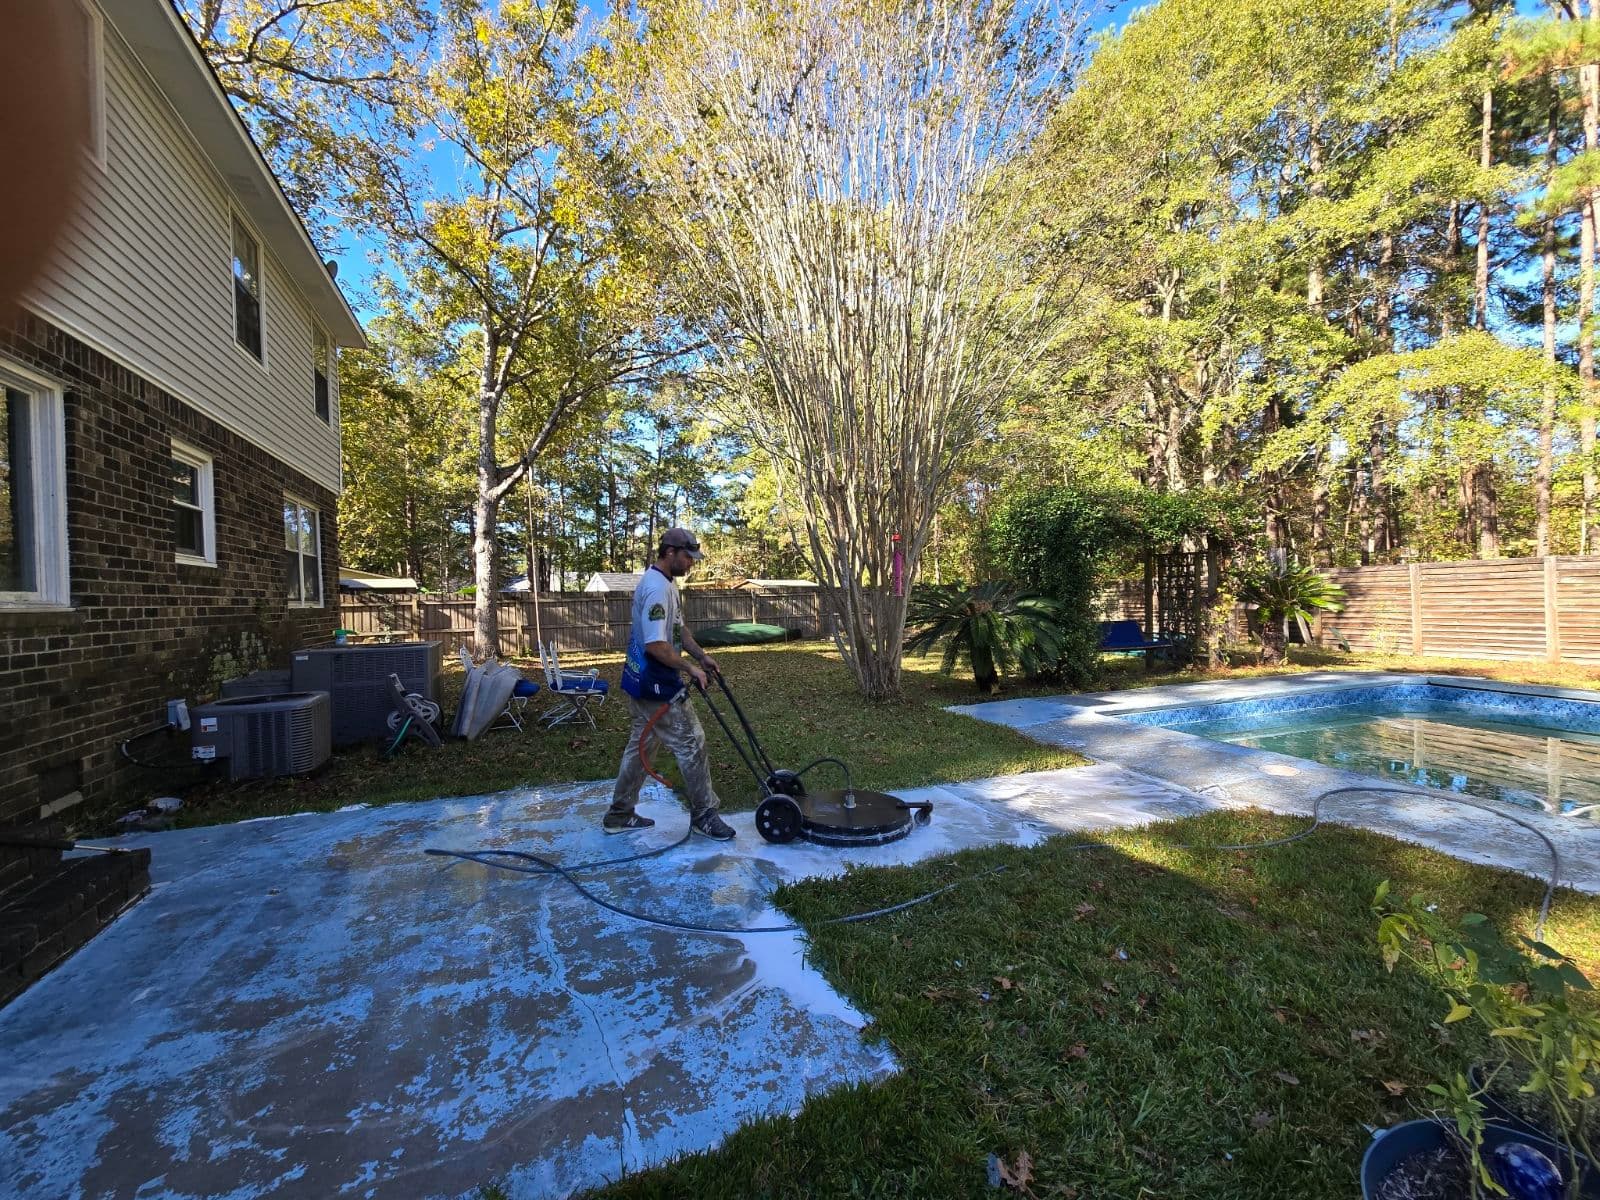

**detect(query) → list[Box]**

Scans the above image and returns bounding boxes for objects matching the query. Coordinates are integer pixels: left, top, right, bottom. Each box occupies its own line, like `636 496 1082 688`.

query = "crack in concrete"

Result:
534 888 632 1185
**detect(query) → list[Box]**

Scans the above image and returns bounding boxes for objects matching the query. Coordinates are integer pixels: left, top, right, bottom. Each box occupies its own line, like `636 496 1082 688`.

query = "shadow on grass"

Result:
578 809 1595 1200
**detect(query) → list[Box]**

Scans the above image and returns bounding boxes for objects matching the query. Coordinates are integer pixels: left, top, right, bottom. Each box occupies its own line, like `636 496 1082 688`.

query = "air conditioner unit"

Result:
191 692 332 781
219 669 292 699
290 641 442 745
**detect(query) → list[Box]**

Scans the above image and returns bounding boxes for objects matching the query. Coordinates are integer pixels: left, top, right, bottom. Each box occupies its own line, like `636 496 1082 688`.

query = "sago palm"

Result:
903 581 1068 694
1237 560 1345 665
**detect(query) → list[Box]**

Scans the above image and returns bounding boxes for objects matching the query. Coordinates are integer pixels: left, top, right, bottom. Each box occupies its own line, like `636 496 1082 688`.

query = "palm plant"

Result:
1236 558 1345 665
903 581 1069 694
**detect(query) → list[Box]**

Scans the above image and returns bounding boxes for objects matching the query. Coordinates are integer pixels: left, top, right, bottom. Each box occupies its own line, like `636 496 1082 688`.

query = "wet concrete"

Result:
0 764 1201 1200
955 673 1600 895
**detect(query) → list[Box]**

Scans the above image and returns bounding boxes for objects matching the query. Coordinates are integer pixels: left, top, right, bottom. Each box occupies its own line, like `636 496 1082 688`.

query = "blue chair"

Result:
1099 620 1176 669
537 641 610 730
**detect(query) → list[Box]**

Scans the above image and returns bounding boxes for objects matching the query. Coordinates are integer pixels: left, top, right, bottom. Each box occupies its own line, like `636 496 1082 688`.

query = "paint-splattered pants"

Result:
609 694 723 819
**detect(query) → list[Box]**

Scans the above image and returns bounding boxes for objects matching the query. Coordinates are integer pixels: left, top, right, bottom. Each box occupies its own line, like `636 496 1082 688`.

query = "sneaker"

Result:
690 811 736 841
602 811 656 834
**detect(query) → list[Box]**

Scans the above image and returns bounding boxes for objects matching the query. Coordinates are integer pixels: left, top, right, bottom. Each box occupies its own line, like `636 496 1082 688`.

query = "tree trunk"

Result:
1443 200 1461 338
1457 468 1477 555
1581 22 1599 549
1473 463 1500 558
472 403 502 658
1259 618 1286 666
1370 425 1393 556
1311 453 1333 567
1473 87 1492 330
1539 95 1559 557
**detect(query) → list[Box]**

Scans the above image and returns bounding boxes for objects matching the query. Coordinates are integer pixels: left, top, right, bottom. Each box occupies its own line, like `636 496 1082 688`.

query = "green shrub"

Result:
983 487 1123 687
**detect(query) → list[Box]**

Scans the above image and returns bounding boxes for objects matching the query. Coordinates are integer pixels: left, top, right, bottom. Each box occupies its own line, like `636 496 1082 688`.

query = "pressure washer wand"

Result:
706 673 778 776
693 676 774 795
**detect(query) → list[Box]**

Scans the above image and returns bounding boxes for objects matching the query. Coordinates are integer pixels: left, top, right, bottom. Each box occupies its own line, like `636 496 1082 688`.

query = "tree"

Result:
347 1 680 654
337 316 475 589
179 0 434 244
618 0 1086 699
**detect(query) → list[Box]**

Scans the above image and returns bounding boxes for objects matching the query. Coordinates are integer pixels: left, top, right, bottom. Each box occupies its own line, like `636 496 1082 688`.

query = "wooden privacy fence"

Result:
1314 557 1600 665
338 587 826 656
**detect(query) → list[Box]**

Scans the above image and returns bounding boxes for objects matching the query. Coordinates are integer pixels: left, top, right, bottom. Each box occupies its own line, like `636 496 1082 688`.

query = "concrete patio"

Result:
0 763 1209 1200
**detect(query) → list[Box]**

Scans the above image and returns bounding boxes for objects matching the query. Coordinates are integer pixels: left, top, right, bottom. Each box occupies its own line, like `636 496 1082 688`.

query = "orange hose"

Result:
638 700 675 790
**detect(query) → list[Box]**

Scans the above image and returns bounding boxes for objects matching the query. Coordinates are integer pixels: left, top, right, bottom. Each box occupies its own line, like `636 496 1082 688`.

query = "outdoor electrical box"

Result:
191 692 332 781
290 641 442 746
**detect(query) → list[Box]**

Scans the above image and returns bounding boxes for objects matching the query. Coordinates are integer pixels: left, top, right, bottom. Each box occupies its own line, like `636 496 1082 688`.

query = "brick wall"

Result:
1 310 339 823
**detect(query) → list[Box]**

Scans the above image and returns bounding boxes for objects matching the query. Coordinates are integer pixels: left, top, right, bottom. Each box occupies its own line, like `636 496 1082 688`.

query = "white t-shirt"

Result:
632 566 681 652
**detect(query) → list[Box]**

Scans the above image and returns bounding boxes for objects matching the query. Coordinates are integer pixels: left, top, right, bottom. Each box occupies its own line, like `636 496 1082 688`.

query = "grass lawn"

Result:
574 809 1600 1199
88 640 1084 833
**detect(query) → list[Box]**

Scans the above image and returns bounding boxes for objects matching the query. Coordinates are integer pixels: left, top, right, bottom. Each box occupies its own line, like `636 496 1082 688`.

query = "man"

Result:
605 529 737 840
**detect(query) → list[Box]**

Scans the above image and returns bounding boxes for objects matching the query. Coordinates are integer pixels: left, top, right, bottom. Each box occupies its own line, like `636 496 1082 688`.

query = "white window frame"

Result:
284 494 322 608
171 439 215 568
231 214 267 369
0 361 71 610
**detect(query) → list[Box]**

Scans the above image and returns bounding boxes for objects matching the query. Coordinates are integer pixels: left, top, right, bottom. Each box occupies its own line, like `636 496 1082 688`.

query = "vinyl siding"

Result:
23 18 340 492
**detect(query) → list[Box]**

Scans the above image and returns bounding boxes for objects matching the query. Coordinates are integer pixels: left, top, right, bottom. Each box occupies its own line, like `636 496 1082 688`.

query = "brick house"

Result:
1 0 364 827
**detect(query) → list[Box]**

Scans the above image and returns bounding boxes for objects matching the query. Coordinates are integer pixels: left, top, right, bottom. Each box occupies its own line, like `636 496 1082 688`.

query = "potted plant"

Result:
1367 884 1600 1198
1234 555 1345 665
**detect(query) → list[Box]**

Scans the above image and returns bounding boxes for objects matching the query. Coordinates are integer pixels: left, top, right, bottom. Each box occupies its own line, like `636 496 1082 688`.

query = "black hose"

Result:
425 843 1005 934
424 781 1567 942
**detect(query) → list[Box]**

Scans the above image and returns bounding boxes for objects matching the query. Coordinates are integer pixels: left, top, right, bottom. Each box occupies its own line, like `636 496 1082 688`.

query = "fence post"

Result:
1545 556 1562 664
1408 562 1423 656
410 592 421 639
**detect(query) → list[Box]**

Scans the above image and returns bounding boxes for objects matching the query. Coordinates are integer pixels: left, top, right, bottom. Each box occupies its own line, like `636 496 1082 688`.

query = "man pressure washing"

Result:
605 529 737 841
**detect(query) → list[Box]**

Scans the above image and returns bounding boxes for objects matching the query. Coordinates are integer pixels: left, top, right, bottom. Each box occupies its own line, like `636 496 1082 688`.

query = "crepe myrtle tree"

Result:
618 0 1090 698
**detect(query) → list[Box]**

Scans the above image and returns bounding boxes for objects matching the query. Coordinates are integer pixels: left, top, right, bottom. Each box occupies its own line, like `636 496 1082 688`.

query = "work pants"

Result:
609 694 722 819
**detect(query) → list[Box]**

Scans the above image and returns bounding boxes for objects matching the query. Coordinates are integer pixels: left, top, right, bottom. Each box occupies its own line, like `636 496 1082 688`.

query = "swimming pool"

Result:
1119 682 1600 817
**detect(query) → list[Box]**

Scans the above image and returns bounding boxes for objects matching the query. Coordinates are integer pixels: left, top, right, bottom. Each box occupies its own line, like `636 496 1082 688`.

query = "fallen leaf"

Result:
1074 902 1096 920
1382 1080 1407 1096
1270 1008 1290 1025
1063 1043 1090 1060
996 1149 1034 1192
1272 1071 1300 1086
995 976 1015 991
1351 1029 1384 1046
1250 1111 1275 1132
1100 979 1119 994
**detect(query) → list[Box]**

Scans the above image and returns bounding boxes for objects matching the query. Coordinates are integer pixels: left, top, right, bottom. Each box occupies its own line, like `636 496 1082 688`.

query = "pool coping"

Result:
951 671 1600 896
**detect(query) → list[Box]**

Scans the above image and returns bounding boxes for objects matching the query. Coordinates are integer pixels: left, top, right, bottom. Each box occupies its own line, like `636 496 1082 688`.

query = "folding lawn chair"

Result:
455 649 540 737
537 640 609 730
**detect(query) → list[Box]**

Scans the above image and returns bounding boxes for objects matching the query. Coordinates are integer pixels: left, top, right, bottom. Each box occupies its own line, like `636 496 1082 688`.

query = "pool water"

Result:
1181 703 1600 816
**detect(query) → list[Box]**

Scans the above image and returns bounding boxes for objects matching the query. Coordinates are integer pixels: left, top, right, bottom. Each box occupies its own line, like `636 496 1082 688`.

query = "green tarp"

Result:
694 622 801 647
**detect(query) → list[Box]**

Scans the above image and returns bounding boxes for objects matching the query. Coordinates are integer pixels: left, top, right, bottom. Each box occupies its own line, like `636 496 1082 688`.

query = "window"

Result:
1 362 69 608
313 326 330 422
171 441 215 566
284 496 321 606
233 217 262 360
